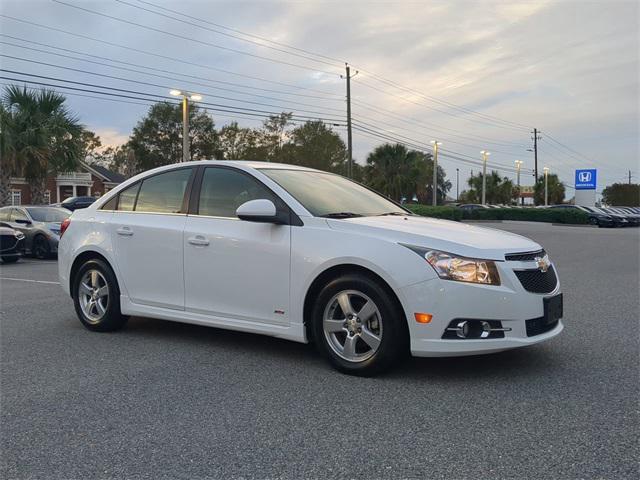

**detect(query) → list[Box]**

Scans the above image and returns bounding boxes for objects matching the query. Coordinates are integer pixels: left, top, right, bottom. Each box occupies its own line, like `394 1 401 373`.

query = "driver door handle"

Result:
116 226 133 236
188 235 210 247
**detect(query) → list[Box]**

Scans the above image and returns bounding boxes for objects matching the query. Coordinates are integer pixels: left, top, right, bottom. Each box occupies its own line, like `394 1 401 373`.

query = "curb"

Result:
462 220 503 223
551 223 597 228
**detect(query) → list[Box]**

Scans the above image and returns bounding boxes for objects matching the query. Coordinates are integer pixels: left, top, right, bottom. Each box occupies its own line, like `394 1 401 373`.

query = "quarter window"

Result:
198 168 277 218
135 168 192 214
116 183 140 211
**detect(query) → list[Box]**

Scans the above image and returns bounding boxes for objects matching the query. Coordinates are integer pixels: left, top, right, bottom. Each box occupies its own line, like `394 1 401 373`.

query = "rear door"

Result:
183 166 291 325
110 167 194 310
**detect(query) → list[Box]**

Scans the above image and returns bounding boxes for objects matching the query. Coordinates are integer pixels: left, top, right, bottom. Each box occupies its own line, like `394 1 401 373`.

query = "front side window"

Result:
260 168 406 217
135 168 192 214
198 168 277 218
10 208 29 222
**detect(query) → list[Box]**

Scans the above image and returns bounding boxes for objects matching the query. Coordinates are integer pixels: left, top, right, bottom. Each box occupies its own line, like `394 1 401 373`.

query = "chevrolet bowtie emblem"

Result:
535 255 550 273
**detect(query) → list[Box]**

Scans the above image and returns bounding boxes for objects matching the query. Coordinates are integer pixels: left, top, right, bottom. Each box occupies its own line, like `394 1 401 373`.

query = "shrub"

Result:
404 205 589 224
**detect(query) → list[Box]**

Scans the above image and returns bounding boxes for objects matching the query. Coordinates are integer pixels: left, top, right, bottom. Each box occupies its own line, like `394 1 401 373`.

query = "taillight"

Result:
60 218 71 237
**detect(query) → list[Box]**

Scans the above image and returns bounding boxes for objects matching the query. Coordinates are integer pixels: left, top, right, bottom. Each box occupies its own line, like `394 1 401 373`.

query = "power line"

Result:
52 0 341 76
0 34 345 102
114 0 343 69
0 54 347 117
0 15 343 97
0 72 346 123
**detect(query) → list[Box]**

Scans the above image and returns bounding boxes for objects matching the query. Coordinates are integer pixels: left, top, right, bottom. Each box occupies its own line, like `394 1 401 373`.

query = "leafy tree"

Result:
261 112 293 162
602 183 639 206
364 143 450 203
286 120 347 172
0 85 83 205
218 122 265 160
79 129 103 163
534 173 565 205
128 102 220 171
460 171 515 204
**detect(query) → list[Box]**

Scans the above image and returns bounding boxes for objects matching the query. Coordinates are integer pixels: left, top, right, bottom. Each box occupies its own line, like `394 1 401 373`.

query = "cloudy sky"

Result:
1 0 638 196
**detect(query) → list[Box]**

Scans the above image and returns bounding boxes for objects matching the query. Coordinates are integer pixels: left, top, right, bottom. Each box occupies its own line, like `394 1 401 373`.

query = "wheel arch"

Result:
302 263 408 343
69 251 118 299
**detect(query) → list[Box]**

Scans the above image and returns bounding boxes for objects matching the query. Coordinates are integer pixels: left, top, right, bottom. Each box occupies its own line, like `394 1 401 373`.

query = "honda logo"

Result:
578 171 592 183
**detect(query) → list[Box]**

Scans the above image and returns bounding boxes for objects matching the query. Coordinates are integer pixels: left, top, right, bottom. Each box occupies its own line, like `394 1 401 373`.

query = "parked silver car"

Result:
0 206 70 259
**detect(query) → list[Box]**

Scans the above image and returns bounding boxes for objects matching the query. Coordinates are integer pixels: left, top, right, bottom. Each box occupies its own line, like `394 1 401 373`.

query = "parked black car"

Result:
581 206 628 227
457 203 489 211
0 226 25 263
60 196 97 211
603 207 640 226
548 204 614 227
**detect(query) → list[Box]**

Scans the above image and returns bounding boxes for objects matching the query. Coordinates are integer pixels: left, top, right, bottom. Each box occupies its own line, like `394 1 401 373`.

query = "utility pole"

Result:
630 170 632 185
532 128 540 180
543 166 549 206
430 141 441 206
343 64 355 178
481 150 490 205
456 168 459 202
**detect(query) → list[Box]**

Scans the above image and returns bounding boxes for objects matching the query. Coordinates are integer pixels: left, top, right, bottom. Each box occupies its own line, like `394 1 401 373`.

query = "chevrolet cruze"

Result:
58 161 563 375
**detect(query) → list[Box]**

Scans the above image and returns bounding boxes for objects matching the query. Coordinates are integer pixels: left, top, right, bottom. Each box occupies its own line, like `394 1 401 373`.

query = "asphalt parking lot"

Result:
1 222 638 479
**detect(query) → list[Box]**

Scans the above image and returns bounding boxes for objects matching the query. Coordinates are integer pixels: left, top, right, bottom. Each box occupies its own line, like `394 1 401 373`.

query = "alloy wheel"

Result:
78 270 109 324
323 289 383 362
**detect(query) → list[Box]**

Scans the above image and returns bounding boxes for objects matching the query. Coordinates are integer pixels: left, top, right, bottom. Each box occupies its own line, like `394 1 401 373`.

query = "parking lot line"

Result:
0 277 60 285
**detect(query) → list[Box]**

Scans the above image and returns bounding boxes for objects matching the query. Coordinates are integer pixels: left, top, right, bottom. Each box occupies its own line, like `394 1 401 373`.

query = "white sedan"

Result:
58 161 563 375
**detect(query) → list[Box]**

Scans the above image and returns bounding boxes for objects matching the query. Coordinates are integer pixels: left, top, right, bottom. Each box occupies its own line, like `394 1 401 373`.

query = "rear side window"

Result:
116 183 140 211
135 168 192 214
198 168 276 218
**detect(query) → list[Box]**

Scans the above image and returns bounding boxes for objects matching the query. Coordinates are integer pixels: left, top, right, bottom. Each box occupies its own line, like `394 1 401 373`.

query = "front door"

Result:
111 167 193 310
184 167 291 325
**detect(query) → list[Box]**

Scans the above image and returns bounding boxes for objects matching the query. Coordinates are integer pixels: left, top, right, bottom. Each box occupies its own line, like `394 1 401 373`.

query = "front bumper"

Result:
399 260 563 357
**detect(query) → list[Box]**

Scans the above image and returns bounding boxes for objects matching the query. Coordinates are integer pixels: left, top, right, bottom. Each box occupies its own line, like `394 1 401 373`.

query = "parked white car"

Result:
58 161 563 375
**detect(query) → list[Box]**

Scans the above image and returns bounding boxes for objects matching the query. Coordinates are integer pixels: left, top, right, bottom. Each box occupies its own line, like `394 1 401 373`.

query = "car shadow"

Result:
119 316 560 381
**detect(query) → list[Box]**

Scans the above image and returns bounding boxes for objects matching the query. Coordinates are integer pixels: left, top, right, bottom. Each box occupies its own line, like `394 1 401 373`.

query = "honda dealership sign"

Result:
575 169 597 190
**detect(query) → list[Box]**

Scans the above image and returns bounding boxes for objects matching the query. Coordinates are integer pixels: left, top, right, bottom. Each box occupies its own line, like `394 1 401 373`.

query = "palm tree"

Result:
0 85 83 206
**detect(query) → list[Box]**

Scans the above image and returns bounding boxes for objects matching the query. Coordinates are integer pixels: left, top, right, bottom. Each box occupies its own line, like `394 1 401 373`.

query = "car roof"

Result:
169 159 322 172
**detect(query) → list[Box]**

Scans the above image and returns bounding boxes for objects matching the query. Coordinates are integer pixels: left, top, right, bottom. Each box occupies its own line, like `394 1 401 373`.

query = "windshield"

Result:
260 168 407 217
26 207 70 223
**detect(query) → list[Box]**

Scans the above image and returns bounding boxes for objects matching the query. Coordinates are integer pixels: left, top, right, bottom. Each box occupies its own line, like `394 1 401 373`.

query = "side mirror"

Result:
15 218 31 225
236 199 285 224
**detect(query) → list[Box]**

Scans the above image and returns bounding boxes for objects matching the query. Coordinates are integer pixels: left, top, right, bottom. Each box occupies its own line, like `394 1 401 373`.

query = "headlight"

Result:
403 246 501 285
14 231 24 239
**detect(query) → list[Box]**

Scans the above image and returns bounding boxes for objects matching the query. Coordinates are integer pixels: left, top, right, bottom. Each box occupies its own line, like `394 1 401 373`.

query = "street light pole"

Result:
456 168 459 202
182 96 189 163
515 160 523 206
170 89 203 163
430 141 441 206
543 166 549 206
481 150 490 205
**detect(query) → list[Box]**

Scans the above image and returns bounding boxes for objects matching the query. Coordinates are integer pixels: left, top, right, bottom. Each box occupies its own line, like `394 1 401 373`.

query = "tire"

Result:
1 256 19 263
311 273 408 376
588 217 600 227
73 258 128 332
32 235 51 259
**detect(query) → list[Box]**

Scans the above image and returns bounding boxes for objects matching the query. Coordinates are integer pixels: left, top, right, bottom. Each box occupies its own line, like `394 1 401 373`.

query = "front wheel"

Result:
32 235 51 259
73 259 128 332
311 274 408 376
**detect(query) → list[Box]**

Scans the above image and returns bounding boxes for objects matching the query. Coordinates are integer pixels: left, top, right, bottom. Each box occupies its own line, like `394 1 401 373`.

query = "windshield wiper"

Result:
377 212 410 216
321 212 364 219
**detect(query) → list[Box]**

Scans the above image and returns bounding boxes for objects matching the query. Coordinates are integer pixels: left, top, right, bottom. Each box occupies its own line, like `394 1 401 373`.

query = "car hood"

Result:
327 215 542 260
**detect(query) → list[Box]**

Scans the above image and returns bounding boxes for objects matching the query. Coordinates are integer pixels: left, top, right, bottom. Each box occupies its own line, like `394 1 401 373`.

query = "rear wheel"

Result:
73 259 128 332
33 235 51 259
311 273 408 376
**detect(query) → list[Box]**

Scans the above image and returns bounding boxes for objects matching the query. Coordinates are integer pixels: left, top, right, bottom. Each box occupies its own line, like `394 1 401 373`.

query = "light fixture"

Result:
169 89 182 96
190 94 202 101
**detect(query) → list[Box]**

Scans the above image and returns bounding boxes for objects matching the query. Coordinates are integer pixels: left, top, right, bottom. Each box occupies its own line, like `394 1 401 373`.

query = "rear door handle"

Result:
116 226 133 236
188 235 210 247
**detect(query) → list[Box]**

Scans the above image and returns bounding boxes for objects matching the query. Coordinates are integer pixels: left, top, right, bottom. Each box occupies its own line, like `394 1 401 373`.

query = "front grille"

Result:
526 317 559 336
505 249 545 261
514 266 558 294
